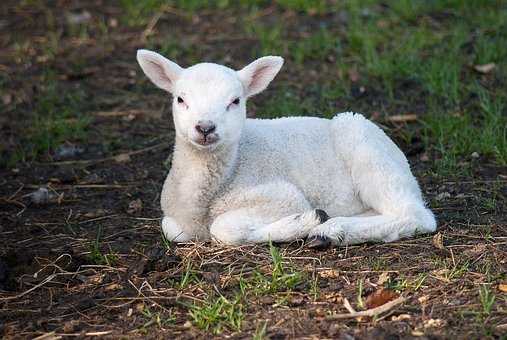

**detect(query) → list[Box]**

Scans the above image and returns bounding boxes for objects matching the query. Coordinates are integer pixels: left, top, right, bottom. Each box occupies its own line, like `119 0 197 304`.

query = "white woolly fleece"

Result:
137 50 436 245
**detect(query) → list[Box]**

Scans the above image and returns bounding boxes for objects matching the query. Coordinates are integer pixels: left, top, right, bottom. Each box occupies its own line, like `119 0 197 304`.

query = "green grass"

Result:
290 27 340 64
255 89 310 118
88 226 118 266
189 294 244 334
478 285 496 316
253 321 268 340
163 261 198 289
246 23 285 57
386 274 427 293
6 71 90 166
247 243 303 295
422 87 507 175
139 306 176 332
188 243 303 334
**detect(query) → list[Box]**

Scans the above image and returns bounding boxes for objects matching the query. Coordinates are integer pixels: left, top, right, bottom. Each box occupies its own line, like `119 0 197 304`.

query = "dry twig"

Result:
326 296 407 320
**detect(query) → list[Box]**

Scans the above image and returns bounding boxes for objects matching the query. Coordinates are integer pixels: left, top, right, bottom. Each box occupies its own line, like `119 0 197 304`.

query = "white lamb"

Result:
136 49 437 247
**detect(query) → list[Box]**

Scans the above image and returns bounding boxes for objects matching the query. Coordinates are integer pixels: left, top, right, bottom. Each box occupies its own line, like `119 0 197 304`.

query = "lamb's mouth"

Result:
192 134 220 147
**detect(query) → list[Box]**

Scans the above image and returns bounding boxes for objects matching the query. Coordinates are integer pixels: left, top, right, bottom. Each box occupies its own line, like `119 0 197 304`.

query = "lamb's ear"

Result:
237 56 284 97
136 49 183 93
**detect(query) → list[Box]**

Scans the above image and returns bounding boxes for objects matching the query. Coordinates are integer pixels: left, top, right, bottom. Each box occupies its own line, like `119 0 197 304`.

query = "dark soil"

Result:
1 1 506 339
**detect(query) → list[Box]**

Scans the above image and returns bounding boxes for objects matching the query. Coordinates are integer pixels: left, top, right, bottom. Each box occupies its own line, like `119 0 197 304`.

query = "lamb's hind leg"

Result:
309 203 436 245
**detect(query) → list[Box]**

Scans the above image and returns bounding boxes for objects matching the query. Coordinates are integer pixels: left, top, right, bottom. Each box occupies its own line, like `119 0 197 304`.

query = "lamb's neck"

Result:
167 137 238 230
172 137 238 184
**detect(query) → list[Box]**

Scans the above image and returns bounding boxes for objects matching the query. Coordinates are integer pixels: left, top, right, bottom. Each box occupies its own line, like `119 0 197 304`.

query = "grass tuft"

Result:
189 294 244 334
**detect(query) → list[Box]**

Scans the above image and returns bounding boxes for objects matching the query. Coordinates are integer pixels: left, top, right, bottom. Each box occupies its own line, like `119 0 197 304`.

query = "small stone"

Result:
108 18 118 28
81 173 104 184
259 296 275 305
2 93 12 105
473 63 495 74
288 295 305 306
66 10 92 25
29 188 53 205
54 144 84 160
420 153 430 162
114 153 131 163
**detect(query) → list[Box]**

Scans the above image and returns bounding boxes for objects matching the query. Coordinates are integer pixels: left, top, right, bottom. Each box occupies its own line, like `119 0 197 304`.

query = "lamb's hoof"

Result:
306 235 331 250
315 209 330 223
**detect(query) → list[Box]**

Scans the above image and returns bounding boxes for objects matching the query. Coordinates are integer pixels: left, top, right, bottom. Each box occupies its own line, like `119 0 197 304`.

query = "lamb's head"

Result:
136 49 283 151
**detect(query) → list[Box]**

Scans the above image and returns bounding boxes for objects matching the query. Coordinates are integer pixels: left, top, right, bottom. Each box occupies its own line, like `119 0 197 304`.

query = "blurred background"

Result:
1 0 506 174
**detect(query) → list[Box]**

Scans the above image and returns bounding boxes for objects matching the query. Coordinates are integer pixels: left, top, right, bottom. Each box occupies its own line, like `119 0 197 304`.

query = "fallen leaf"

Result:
432 232 445 250
365 288 398 309
323 293 342 303
474 63 496 74
319 269 340 278
498 283 507 293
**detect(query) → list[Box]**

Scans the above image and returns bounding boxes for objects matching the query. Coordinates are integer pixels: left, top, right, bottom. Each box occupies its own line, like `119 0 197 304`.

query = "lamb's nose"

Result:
195 120 216 136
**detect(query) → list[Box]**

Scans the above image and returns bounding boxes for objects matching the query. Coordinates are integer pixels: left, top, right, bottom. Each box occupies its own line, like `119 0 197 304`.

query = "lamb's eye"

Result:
177 97 184 104
232 98 240 105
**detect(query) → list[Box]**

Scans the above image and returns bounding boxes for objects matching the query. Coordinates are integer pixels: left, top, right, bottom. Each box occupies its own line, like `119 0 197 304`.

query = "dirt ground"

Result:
1 1 506 339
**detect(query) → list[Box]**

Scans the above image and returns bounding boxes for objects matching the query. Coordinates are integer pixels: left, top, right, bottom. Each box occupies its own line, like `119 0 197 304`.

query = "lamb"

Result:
136 49 437 246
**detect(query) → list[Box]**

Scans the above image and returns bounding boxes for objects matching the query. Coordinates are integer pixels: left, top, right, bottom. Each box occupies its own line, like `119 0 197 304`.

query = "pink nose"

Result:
195 120 216 136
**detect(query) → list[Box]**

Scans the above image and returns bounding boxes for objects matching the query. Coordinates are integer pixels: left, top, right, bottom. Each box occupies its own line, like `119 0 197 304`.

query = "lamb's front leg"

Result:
209 181 326 245
161 216 193 242
210 208 329 245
